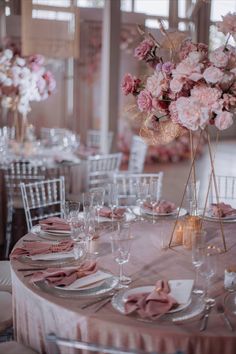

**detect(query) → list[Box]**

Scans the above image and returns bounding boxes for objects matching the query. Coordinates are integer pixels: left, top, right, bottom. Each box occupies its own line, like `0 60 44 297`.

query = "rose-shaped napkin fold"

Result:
124 280 178 319
143 200 176 214
98 207 126 219
209 202 236 217
39 217 70 231
10 240 74 259
30 260 97 287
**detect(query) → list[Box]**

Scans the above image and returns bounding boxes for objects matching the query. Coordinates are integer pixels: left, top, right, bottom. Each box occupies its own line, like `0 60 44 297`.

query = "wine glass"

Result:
83 207 98 259
191 230 206 294
110 223 133 288
107 183 119 225
148 180 160 224
136 181 149 221
90 187 105 224
82 192 94 217
200 247 218 305
69 214 88 261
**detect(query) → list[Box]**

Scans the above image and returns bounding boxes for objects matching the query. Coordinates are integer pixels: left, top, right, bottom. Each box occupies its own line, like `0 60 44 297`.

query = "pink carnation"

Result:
203 66 224 83
134 39 154 61
170 78 184 93
215 111 233 130
209 47 228 68
146 72 168 97
122 73 140 95
162 61 175 74
191 85 222 109
169 101 181 124
217 12 236 36
137 90 153 112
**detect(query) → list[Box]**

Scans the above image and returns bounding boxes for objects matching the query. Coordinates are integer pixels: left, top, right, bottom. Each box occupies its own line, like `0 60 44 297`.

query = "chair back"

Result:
114 172 163 206
87 153 122 190
0 126 15 140
20 176 65 231
209 175 236 207
87 130 113 153
46 333 157 354
40 128 80 151
5 161 46 207
128 135 147 173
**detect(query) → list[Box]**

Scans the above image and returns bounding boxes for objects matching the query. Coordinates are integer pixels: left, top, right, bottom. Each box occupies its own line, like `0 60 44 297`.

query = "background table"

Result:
11 220 236 354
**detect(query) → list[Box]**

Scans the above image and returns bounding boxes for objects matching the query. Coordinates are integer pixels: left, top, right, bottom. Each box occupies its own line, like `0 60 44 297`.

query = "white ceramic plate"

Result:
79 211 135 223
141 207 187 218
198 210 236 223
112 280 193 316
31 225 71 240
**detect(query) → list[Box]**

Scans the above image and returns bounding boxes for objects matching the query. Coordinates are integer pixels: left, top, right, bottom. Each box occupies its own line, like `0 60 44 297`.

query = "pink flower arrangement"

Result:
0 49 56 115
122 13 236 132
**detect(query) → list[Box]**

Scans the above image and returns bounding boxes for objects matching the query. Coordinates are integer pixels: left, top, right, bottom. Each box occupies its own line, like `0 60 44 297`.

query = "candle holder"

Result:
183 216 202 250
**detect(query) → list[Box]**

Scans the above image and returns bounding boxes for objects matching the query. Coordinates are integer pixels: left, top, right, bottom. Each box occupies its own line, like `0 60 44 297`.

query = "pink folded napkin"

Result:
10 240 74 259
210 202 236 218
98 207 126 219
39 217 70 231
124 280 178 319
30 260 97 287
143 200 176 214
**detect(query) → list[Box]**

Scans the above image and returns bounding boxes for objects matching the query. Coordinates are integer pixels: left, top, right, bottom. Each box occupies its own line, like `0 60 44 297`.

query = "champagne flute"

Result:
136 181 149 221
110 223 133 288
107 183 119 226
148 180 160 224
69 214 87 261
192 230 206 294
200 248 218 305
82 192 94 217
90 187 105 224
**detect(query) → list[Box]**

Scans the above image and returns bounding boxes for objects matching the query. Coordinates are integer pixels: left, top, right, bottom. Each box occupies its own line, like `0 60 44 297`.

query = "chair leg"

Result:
5 204 13 259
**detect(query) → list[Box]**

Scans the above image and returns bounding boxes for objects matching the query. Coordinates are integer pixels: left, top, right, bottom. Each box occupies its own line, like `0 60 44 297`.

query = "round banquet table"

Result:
10 219 236 354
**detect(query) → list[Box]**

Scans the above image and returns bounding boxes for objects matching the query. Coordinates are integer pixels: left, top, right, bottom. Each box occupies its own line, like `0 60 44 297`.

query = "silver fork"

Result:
217 303 234 331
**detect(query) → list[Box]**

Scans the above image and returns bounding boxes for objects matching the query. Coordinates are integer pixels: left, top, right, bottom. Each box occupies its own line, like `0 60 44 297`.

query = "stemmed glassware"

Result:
63 201 81 225
136 181 149 221
110 223 133 288
200 247 218 305
90 187 105 224
82 192 94 217
107 183 119 225
191 230 206 294
148 180 160 224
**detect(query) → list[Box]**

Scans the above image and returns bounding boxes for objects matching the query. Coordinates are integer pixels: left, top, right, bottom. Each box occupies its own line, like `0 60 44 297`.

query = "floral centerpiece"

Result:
0 48 56 142
122 12 236 145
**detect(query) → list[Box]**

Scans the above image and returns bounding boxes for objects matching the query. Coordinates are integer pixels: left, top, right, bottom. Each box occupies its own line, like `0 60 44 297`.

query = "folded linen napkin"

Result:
98 207 126 219
143 200 176 214
30 260 97 287
124 280 178 319
10 240 74 259
210 202 236 217
39 217 70 231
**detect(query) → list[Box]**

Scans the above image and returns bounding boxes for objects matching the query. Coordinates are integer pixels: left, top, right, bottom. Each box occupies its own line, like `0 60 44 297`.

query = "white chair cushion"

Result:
0 291 12 332
0 261 12 293
0 341 38 354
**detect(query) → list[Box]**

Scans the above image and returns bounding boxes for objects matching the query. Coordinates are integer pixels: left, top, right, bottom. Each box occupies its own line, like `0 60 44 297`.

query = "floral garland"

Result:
0 49 56 116
122 12 236 143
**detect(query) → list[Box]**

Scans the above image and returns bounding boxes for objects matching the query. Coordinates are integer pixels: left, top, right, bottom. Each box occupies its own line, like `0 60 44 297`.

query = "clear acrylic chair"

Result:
87 153 122 190
46 333 157 354
128 135 148 173
209 175 236 207
40 127 80 151
4 161 46 258
0 126 15 140
113 172 164 206
87 130 114 153
20 176 65 232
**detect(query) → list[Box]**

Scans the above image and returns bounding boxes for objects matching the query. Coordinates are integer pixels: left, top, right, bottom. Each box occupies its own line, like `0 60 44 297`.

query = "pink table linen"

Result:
11 220 236 354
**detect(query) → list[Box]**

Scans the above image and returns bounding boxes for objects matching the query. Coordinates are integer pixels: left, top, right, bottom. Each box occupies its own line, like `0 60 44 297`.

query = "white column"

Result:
100 0 121 153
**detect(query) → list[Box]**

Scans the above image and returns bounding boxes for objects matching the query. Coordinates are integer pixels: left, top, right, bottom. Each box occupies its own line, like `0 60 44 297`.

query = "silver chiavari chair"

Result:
87 130 114 153
40 127 80 151
113 172 164 206
209 175 236 207
4 161 46 258
0 126 15 140
46 333 158 354
128 135 148 173
20 176 65 232
87 153 122 190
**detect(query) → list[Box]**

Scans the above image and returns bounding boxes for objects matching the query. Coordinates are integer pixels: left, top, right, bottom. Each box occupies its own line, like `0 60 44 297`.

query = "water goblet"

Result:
90 187 105 224
191 230 206 295
69 214 87 261
63 201 81 225
110 223 133 288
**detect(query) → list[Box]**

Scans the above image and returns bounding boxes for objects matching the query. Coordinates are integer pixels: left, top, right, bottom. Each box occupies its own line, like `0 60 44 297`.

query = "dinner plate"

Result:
31 225 71 240
198 210 236 223
79 211 135 223
34 275 119 298
112 280 194 316
141 207 187 218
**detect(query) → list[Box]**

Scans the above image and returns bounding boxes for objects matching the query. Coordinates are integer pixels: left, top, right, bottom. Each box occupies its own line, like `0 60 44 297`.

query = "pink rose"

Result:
162 61 175 74
209 47 228 68
146 72 168 97
215 111 233 130
217 12 236 36
203 66 224 83
170 78 183 93
121 73 140 95
134 39 154 60
191 85 222 109
29 54 45 66
137 90 153 112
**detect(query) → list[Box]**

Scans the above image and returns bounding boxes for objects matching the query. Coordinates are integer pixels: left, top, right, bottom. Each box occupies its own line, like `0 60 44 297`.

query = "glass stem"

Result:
195 266 199 288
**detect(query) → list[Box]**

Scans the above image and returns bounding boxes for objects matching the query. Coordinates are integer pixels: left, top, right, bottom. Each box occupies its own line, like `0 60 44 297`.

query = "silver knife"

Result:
200 305 212 331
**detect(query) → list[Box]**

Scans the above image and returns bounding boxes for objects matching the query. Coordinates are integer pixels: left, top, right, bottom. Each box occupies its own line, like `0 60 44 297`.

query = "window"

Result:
134 0 169 17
